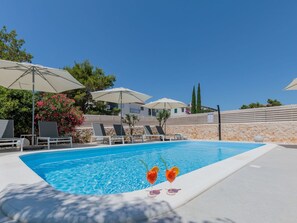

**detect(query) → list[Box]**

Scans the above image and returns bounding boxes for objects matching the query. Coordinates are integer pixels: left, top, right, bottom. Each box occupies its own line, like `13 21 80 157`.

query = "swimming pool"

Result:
20 141 264 195
1 141 276 222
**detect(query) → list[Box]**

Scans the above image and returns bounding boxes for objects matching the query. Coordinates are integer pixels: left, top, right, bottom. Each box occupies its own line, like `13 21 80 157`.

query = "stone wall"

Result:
75 126 156 143
78 106 297 144
76 121 297 144
166 121 297 144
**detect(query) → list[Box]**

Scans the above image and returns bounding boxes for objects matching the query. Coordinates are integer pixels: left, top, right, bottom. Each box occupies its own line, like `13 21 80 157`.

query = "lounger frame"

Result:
37 121 72 149
0 120 24 151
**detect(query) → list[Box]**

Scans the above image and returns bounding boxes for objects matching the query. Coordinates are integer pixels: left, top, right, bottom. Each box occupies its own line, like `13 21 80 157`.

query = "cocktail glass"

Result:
160 157 180 195
140 160 160 197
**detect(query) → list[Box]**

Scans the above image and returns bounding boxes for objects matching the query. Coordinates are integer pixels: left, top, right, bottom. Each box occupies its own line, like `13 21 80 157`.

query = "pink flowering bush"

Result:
35 94 84 136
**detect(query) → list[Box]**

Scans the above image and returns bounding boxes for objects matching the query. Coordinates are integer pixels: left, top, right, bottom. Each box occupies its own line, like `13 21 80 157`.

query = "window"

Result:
130 108 140 114
181 108 184 112
152 109 157 116
148 109 151 116
174 109 177 113
141 106 144 111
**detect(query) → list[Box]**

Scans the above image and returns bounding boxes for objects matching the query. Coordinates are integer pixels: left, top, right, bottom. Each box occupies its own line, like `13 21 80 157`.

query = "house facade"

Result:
118 103 190 117
120 103 158 117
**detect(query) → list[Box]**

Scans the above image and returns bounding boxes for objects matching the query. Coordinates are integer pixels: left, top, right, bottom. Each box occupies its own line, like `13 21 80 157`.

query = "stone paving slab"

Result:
151 146 297 223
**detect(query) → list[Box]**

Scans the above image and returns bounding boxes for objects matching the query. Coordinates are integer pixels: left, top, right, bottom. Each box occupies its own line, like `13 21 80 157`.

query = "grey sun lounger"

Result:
91 123 124 145
113 124 144 143
155 125 186 140
143 125 165 141
0 119 24 151
37 121 72 149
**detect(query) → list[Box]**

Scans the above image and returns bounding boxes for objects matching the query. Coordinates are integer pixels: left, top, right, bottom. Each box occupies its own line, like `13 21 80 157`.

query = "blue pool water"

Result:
20 141 264 195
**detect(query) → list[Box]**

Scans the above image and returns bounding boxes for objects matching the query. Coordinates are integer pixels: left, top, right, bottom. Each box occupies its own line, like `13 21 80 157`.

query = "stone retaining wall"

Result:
166 121 297 144
76 121 297 144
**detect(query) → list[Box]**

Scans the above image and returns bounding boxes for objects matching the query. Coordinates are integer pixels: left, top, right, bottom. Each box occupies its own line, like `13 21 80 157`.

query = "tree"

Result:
64 60 116 114
191 86 196 114
0 26 34 136
267 99 282 107
86 102 120 116
156 110 171 128
240 99 282 109
0 26 33 62
197 83 202 113
0 87 34 136
240 104 249 109
249 102 264 108
122 114 139 135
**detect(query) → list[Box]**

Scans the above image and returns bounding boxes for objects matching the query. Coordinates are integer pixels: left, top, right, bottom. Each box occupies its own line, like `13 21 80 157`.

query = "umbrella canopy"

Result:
91 87 151 104
0 59 85 144
144 98 187 134
0 59 84 92
144 97 187 109
285 78 297 90
91 87 151 134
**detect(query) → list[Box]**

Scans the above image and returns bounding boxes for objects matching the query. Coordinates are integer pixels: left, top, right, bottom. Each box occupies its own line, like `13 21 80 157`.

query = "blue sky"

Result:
1 0 297 110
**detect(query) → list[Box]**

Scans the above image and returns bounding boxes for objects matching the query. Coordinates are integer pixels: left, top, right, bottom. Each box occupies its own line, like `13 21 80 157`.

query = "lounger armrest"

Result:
37 136 72 149
91 135 111 143
92 135 110 139
37 137 50 140
0 138 19 142
145 134 164 137
0 138 24 151
144 134 165 141
131 134 144 138
37 137 71 140
111 135 124 139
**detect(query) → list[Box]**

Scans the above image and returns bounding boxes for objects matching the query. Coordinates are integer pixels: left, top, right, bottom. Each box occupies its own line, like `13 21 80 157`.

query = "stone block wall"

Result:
75 126 154 143
75 121 297 144
166 121 297 144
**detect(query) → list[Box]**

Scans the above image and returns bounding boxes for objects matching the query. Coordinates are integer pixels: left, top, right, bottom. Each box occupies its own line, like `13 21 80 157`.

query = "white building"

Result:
170 107 189 116
119 103 190 117
120 103 159 117
118 103 215 117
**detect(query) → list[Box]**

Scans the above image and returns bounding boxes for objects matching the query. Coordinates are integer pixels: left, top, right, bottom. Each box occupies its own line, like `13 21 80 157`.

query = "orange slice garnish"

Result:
171 166 179 176
151 166 159 173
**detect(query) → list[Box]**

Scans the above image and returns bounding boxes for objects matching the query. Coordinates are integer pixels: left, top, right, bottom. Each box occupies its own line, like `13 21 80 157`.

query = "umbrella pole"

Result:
120 91 123 135
32 67 35 145
165 103 167 135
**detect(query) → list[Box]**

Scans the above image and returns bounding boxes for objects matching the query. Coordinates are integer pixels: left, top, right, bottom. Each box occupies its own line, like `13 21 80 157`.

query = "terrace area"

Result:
0 105 297 222
0 144 296 223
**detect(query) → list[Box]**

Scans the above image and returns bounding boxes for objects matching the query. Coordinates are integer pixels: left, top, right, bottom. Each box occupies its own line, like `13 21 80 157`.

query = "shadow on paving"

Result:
278 144 297 149
202 218 236 223
0 182 184 223
150 213 236 223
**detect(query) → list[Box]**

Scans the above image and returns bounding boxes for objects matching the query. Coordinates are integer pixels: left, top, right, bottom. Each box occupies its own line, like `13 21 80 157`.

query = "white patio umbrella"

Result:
144 97 187 133
0 59 85 144
285 78 297 90
145 97 187 110
91 87 151 134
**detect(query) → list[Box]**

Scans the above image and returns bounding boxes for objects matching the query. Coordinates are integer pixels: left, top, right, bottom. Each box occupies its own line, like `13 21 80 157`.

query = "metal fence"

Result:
82 104 297 127
220 105 297 123
168 104 297 125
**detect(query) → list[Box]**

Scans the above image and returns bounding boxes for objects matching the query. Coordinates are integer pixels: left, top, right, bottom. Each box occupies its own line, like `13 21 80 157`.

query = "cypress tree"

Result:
191 86 196 114
197 83 201 113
